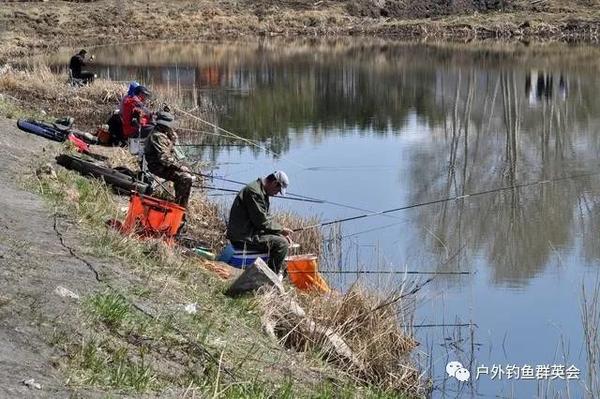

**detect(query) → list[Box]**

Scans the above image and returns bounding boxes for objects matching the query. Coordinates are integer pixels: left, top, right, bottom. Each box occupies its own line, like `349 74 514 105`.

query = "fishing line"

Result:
304 165 397 172
190 171 402 215
295 170 600 231
288 270 470 275
176 143 245 147
177 127 245 141
322 220 407 241
196 185 325 203
174 106 307 168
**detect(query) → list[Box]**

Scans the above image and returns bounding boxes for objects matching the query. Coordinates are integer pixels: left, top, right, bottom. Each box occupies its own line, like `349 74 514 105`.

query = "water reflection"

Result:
525 70 569 105
43 41 600 287
409 63 600 285
40 40 600 398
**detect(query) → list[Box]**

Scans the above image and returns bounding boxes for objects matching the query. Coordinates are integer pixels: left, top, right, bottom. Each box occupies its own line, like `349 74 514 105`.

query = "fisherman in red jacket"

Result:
121 85 154 139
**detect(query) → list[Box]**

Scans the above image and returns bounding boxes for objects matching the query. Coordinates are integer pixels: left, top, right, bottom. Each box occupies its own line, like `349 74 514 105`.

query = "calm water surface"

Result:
50 40 600 398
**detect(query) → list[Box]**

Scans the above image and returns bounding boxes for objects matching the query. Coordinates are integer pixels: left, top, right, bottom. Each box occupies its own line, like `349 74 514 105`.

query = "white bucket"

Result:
128 137 143 156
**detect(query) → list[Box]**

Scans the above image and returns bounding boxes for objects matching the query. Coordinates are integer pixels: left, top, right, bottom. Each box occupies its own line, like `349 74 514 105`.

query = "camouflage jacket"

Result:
144 129 179 170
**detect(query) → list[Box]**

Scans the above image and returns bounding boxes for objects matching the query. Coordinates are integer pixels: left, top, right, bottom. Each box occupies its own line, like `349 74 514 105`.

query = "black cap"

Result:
156 111 175 129
134 85 151 97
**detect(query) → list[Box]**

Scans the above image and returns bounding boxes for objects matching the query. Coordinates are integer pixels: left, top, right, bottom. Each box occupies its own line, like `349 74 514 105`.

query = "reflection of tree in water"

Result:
409 66 600 286
173 43 460 157
210 62 443 155
579 196 600 264
158 43 600 284
525 70 569 105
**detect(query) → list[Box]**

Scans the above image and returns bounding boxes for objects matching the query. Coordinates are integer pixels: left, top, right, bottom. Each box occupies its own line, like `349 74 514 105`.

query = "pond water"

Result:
50 40 600 398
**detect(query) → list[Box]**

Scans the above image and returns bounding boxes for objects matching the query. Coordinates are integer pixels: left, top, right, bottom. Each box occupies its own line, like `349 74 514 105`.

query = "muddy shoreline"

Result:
1 1 600 63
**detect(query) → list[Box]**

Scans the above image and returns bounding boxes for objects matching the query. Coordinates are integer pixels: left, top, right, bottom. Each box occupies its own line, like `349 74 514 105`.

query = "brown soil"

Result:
0 117 127 397
1 0 600 63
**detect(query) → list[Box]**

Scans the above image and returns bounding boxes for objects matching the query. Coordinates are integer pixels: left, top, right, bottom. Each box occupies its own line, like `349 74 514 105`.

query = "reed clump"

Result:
581 277 600 396
95 146 140 171
274 211 322 256
0 64 122 126
186 194 228 253
258 283 424 397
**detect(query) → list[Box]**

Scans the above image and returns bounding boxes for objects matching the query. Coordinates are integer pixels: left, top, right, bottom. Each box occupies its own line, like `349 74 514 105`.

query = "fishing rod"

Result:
176 143 245 147
411 322 476 328
288 270 471 275
190 171 410 217
195 185 326 203
207 193 236 197
177 127 246 141
174 106 307 169
294 169 600 231
191 171 344 202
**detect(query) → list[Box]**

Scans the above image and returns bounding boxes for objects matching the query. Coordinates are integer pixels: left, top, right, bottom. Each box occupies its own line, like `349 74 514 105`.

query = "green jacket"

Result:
226 179 283 242
144 130 180 170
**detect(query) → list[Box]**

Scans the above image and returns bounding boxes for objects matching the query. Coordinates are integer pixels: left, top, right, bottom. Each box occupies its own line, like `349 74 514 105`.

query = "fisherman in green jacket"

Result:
144 111 194 207
226 172 293 273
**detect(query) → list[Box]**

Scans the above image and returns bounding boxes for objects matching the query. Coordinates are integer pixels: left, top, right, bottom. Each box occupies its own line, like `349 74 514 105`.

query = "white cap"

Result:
273 171 289 195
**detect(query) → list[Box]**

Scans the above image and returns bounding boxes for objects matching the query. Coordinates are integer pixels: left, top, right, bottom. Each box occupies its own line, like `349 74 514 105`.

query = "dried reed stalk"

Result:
0 64 122 126
274 211 322 256
258 283 424 396
186 194 227 253
94 147 140 171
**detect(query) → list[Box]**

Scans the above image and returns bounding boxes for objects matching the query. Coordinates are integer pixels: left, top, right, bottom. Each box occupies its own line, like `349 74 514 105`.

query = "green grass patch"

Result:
69 337 159 392
86 292 131 330
0 95 50 120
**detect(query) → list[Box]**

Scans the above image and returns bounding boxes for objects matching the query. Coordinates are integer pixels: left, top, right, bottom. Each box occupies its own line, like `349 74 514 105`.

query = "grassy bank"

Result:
0 65 424 395
28 145 423 397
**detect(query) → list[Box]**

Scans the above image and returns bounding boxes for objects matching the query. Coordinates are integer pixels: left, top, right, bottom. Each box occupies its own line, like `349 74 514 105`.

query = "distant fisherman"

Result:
68 49 95 84
226 172 293 273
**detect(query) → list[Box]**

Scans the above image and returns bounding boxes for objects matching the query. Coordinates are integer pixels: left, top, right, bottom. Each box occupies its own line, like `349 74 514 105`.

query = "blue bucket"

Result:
228 252 269 269
217 243 236 263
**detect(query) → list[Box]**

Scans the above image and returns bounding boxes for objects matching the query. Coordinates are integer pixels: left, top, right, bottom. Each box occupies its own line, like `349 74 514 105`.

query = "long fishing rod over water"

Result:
288 270 471 275
190 171 405 215
171 113 410 218
174 106 307 168
294 169 600 231
174 107 600 234
195 185 326 203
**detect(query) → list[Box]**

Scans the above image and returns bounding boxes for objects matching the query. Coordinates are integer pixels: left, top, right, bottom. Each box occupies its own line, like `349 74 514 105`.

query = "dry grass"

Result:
4 0 600 66
582 276 600 397
258 283 424 396
0 64 122 126
274 211 323 257
94 146 140 170
186 193 228 253
95 145 228 252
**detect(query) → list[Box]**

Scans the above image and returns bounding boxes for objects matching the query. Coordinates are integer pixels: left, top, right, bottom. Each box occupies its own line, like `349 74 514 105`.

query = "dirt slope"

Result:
0 117 147 398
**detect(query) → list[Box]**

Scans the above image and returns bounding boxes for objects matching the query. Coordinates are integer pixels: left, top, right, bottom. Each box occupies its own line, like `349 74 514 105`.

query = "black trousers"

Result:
74 71 95 84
